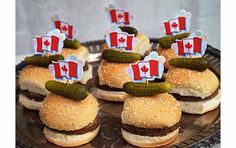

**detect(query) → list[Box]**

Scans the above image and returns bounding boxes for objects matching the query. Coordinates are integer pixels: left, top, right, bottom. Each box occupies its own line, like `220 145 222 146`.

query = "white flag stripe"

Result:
183 39 194 53
42 37 52 51
59 62 69 78
169 18 180 33
138 62 151 78
117 33 127 48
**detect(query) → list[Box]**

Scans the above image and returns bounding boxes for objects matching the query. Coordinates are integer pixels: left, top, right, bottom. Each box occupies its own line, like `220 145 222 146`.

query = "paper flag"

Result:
171 30 208 57
161 9 191 35
32 29 65 54
48 55 84 81
126 51 166 82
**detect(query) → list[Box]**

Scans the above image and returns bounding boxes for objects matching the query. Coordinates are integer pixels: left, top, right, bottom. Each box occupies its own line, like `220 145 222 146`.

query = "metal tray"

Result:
16 38 220 148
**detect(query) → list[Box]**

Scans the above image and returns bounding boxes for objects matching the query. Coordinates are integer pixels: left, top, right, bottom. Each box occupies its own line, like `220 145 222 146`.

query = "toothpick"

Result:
67 80 69 86
145 79 149 84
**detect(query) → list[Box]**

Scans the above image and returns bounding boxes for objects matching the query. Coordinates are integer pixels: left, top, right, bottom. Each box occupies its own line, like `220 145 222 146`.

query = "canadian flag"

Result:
51 61 78 79
163 16 186 35
176 37 202 56
54 20 73 39
36 35 59 53
109 9 130 25
131 60 159 81
109 32 135 50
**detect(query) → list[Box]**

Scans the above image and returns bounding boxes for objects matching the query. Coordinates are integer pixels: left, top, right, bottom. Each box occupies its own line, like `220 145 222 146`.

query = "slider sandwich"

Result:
18 54 64 110
166 58 220 114
40 80 99 147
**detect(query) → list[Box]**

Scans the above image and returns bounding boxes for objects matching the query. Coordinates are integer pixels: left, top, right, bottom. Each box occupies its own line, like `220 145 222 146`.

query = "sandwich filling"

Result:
171 88 220 102
121 122 180 137
21 90 45 102
46 116 100 135
95 75 123 91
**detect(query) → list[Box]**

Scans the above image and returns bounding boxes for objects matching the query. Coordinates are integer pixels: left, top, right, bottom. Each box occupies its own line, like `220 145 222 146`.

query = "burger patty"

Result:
47 116 100 135
171 88 219 102
122 122 180 137
21 90 45 102
95 75 123 91
83 61 89 71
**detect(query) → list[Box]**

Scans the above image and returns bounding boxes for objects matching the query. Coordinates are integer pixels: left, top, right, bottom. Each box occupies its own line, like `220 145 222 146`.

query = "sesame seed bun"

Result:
178 89 221 114
19 65 53 95
39 93 99 131
18 94 42 111
156 47 177 69
121 93 181 129
166 68 220 99
121 128 178 148
60 45 89 62
102 34 150 56
91 87 127 102
98 60 132 89
44 126 100 147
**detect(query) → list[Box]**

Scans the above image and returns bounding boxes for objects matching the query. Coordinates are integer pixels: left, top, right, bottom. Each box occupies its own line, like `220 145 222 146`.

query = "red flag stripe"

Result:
50 36 59 51
68 25 73 39
178 17 186 30
36 37 43 53
110 32 118 47
193 37 202 53
53 63 62 79
177 40 185 56
110 10 117 23
164 22 171 35
68 61 77 78
149 60 158 77
131 64 141 80
126 35 133 50
124 12 129 25
55 21 61 31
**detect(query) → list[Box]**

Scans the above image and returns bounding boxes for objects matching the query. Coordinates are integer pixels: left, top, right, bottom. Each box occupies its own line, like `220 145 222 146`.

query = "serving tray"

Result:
16 38 220 148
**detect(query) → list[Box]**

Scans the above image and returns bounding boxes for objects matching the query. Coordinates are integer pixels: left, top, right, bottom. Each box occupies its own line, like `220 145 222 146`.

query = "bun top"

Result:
19 65 53 94
39 93 99 131
98 60 132 88
121 93 181 128
166 68 219 98
61 45 89 62
157 47 177 69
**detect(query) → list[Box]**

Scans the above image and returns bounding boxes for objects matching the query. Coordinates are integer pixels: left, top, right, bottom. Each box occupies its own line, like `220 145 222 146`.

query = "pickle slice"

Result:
45 80 88 100
102 49 141 63
24 54 64 67
169 57 209 71
159 32 190 48
119 26 138 36
123 82 171 96
63 39 80 49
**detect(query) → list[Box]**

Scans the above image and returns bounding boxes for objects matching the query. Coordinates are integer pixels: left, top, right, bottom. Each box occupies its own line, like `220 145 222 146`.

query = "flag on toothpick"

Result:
126 52 166 82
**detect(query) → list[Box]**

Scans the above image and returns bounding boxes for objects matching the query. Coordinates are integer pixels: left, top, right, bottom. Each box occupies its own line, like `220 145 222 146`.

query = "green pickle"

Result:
64 39 80 49
102 49 142 63
45 80 89 100
123 82 171 96
24 54 64 67
169 57 209 71
119 26 138 36
159 32 190 48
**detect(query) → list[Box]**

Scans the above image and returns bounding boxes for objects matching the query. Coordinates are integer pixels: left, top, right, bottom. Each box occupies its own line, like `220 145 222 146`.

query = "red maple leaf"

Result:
61 65 68 73
185 42 192 50
119 37 125 43
141 65 149 73
117 13 123 19
43 40 50 47
171 22 178 28
62 25 68 31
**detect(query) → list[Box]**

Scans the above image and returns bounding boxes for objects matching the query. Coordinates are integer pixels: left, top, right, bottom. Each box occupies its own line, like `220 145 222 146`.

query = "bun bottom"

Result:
178 89 221 114
44 125 100 147
19 94 42 111
121 128 178 147
91 87 126 102
80 64 93 84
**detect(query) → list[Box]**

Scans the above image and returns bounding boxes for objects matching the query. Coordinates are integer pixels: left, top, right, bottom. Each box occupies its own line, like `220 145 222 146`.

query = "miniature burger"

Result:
166 31 220 114
121 52 182 147
39 56 99 147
